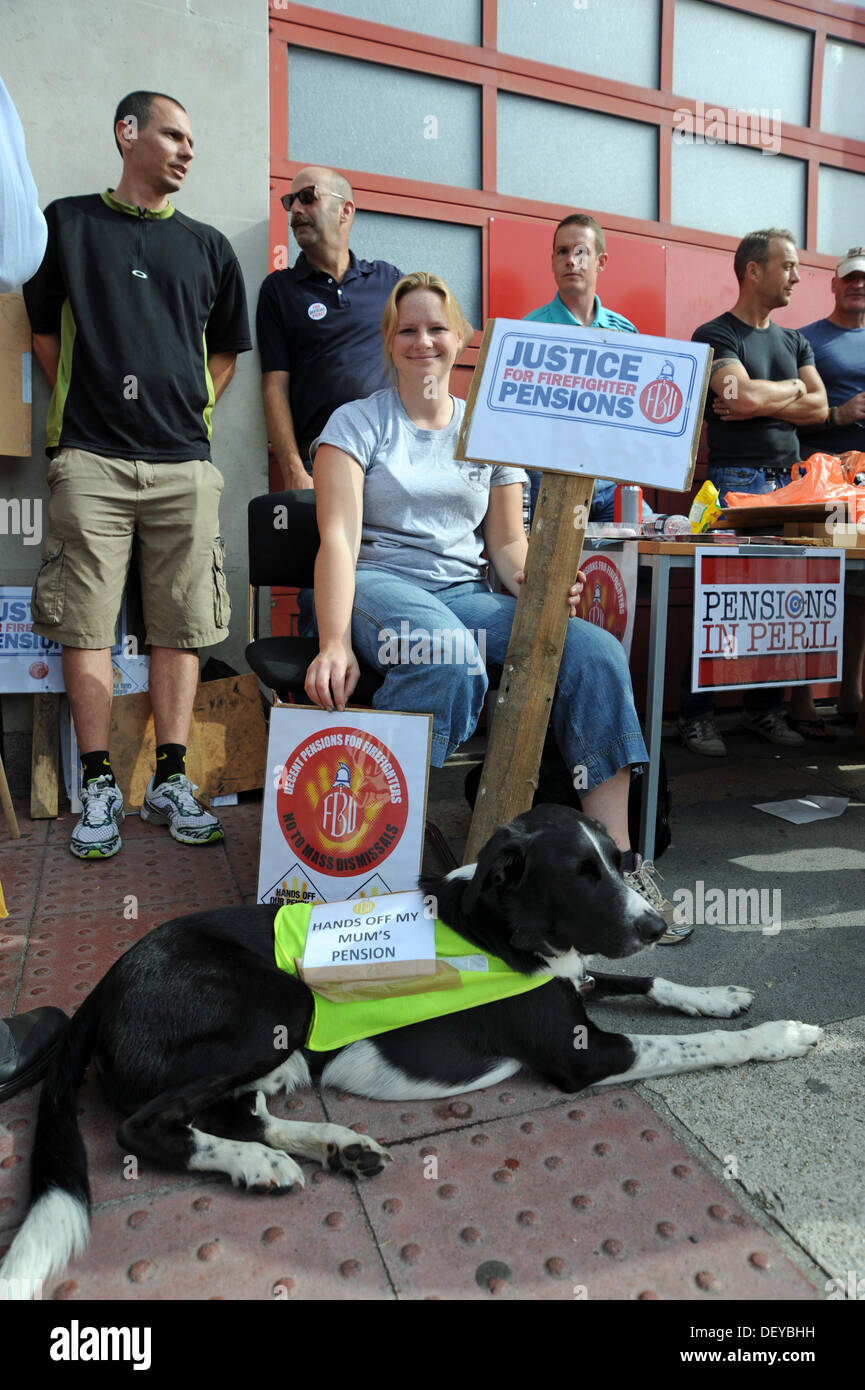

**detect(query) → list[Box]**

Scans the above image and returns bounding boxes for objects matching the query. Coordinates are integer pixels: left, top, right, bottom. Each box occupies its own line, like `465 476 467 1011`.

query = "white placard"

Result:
257 705 432 906
302 889 433 972
456 318 712 492
0 589 147 694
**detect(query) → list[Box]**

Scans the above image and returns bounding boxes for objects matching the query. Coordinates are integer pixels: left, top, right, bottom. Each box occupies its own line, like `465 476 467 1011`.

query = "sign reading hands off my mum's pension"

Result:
455 319 713 492
302 889 434 977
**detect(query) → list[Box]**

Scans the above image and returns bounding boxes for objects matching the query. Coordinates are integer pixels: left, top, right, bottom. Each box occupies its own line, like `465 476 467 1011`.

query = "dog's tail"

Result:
0 983 104 1298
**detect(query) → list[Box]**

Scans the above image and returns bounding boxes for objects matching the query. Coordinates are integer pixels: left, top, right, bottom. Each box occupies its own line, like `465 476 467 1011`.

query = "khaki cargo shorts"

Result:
31 449 231 649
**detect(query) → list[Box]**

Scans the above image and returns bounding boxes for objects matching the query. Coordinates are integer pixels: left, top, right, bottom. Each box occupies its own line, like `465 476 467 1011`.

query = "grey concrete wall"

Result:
0 0 270 791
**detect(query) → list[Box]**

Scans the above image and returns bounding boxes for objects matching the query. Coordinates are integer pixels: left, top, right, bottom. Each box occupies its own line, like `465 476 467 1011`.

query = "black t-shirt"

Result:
24 191 252 462
693 311 815 473
256 251 401 455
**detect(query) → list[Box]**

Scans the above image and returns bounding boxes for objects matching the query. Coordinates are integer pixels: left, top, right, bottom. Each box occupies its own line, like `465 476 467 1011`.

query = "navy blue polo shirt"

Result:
256 251 401 455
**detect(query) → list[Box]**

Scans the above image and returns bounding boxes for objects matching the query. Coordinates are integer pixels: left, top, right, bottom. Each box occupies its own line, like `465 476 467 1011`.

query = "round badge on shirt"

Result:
308 302 327 321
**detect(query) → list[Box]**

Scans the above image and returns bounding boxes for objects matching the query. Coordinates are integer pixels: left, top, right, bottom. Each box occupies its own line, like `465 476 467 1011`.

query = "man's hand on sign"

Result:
514 569 587 618
304 641 361 713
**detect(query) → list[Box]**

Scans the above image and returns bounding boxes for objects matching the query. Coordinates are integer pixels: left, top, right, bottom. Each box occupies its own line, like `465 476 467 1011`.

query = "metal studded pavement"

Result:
0 798 818 1301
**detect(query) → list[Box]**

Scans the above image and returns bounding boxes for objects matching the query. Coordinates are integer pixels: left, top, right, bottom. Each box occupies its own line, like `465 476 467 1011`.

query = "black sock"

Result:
621 849 639 872
155 744 187 782
81 750 115 787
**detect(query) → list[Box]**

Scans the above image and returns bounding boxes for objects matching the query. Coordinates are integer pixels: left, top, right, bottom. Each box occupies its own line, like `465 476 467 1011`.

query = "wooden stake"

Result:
30 692 59 818
0 748 20 838
464 472 593 863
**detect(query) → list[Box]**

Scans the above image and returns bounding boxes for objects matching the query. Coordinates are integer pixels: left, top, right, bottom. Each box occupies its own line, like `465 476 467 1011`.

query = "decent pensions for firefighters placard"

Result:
692 548 844 692
455 318 713 492
257 705 432 907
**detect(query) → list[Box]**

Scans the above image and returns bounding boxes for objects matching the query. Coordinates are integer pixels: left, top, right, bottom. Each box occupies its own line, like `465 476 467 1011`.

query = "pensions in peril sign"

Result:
691 548 844 691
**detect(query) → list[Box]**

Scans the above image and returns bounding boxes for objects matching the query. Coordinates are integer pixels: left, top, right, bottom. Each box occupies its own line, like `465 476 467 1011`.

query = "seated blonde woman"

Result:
302 272 684 940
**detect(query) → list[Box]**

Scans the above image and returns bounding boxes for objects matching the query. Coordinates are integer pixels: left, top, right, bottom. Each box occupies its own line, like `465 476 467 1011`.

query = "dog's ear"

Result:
462 830 528 916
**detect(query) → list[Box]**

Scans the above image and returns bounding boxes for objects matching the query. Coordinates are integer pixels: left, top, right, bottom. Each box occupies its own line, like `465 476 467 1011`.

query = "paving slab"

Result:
356 1088 816 1301
639 1016 865 1288
0 937 25 1017
0 842 45 931
38 1173 391 1302
33 837 239 919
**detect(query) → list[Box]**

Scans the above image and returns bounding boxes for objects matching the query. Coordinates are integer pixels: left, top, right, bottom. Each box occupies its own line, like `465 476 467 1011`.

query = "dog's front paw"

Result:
325 1132 392 1180
238 1144 305 1192
696 985 755 1018
748 1020 823 1062
651 979 755 1018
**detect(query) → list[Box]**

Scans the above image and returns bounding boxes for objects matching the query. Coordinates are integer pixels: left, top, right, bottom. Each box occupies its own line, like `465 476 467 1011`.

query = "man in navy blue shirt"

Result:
257 165 400 489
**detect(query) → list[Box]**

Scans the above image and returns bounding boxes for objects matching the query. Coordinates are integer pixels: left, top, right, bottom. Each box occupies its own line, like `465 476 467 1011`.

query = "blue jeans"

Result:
302 571 647 789
709 466 777 509
527 472 653 523
680 468 780 719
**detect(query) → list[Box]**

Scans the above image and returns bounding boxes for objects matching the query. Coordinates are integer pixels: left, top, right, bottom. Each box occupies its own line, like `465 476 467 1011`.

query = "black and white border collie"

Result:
0 805 821 1296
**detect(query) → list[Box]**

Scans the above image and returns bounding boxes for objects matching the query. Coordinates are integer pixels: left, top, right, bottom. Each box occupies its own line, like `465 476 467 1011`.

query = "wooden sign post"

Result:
464 471 592 862
456 318 712 864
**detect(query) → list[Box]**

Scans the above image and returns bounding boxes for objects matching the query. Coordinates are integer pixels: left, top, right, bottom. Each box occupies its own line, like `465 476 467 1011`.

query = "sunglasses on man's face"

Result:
281 185 346 212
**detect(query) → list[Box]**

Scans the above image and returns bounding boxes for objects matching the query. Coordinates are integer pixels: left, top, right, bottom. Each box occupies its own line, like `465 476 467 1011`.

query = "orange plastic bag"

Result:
725 453 864 519
839 451 865 483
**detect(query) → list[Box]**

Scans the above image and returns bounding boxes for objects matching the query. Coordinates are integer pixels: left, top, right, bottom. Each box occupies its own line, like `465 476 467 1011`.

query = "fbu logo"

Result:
639 361 683 423
320 761 358 839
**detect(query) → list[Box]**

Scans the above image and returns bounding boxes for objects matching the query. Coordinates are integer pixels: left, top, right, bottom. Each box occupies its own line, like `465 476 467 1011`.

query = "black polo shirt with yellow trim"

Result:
23 190 251 462
256 251 401 457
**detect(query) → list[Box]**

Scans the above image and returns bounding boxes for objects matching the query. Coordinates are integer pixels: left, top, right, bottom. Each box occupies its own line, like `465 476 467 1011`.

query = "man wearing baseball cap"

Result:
800 248 865 456
797 248 865 725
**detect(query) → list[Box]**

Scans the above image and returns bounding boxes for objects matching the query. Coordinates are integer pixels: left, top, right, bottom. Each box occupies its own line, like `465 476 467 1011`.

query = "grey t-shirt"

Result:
312 388 527 589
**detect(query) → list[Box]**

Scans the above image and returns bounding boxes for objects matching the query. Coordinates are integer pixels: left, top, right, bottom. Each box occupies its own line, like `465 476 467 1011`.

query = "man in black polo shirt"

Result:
679 228 827 756
257 164 400 488
24 91 251 857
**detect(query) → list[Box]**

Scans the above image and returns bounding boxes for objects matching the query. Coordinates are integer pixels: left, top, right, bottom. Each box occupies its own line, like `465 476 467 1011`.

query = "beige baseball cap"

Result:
837 247 865 277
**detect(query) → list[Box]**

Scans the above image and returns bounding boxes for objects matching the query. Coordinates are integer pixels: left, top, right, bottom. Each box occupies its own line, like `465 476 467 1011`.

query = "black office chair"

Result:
245 489 458 869
245 489 384 704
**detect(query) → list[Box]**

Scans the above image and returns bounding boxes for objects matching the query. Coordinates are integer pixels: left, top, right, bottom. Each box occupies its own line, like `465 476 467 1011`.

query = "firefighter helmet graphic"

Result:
276 728 409 877
639 359 684 423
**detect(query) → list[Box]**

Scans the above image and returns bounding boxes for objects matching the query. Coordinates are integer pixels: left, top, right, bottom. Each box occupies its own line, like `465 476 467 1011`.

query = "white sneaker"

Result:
624 856 693 943
140 774 223 845
678 716 727 757
70 777 125 859
742 709 805 746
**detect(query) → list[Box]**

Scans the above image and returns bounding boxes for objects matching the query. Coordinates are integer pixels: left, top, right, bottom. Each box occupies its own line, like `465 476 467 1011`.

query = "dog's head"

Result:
459 805 666 972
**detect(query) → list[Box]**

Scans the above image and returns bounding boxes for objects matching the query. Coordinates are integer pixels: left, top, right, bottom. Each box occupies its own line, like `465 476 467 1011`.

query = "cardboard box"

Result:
0 294 32 457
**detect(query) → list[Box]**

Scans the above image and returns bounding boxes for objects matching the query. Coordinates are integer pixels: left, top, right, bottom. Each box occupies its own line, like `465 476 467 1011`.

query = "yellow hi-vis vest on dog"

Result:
273 903 552 1051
